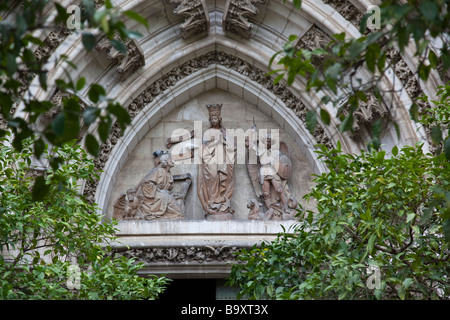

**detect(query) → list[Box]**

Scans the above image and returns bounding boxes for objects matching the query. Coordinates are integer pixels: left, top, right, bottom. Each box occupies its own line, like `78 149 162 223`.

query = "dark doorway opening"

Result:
159 279 217 300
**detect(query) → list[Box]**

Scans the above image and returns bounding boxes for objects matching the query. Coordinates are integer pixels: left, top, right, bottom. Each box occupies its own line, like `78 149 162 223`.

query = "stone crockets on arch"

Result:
13 0 441 278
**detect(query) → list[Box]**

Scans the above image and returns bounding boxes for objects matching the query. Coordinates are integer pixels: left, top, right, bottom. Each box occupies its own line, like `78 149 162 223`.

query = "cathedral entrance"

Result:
159 279 239 300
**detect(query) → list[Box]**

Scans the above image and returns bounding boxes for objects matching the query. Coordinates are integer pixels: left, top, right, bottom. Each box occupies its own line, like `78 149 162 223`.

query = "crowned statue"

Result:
197 104 235 220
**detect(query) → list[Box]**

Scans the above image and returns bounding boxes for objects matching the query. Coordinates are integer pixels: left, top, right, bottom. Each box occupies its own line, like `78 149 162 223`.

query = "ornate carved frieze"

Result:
222 0 265 38
297 25 331 51
169 0 210 39
83 50 334 203
353 94 390 130
322 0 363 27
324 1 441 149
96 38 145 81
113 246 241 264
296 25 332 69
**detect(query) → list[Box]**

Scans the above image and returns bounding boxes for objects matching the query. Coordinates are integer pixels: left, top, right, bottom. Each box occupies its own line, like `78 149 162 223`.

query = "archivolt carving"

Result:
324 1 440 149
113 246 241 264
322 0 363 27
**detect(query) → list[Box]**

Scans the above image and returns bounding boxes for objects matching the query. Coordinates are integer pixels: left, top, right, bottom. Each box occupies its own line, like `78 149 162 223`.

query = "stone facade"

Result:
8 0 444 280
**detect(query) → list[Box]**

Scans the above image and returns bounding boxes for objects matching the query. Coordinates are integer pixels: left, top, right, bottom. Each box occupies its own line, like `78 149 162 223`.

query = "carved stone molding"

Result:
297 25 331 51
83 50 334 203
169 0 210 39
339 93 391 140
353 94 390 129
96 38 145 81
322 0 363 27
222 0 265 38
112 246 242 264
324 1 440 149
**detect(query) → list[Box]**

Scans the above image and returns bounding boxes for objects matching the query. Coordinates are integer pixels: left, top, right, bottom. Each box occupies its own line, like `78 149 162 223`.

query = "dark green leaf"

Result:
397 27 409 52
108 103 131 126
444 137 450 160
420 1 438 21
85 134 100 156
370 137 381 151
428 50 439 69
418 64 430 81
430 126 442 145
34 138 46 159
51 112 65 136
443 219 450 244
365 46 377 73
306 110 317 133
325 63 342 79
339 113 354 132
124 29 143 40
53 2 70 25
82 32 96 51
76 77 86 91
98 119 112 142
332 32 346 42
359 13 370 33
409 103 419 122
110 39 127 55
123 10 149 29
15 14 28 37
88 84 106 103
32 176 50 202
274 73 284 85
0 93 13 116
320 108 331 125
372 119 382 138
392 145 398 156
288 35 298 42
6 53 18 76
39 72 47 91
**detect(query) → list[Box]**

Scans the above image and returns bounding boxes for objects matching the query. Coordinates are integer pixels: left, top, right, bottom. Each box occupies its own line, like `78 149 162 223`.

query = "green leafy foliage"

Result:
229 143 450 300
0 134 169 299
270 0 449 145
0 0 143 199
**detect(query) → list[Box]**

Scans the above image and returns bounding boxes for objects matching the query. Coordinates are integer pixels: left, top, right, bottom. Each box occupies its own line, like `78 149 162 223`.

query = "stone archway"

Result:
10 0 442 280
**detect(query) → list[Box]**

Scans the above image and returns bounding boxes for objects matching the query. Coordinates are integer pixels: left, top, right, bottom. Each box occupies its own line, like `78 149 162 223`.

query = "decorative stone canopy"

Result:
11 0 445 278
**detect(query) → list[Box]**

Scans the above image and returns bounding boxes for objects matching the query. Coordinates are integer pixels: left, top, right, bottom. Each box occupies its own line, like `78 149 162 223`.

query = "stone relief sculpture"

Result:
115 246 240 264
170 0 210 39
95 38 145 81
197 104 235 220
112 150 192 221
247 198 263 220
245 128 298 220
222 0 265 38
